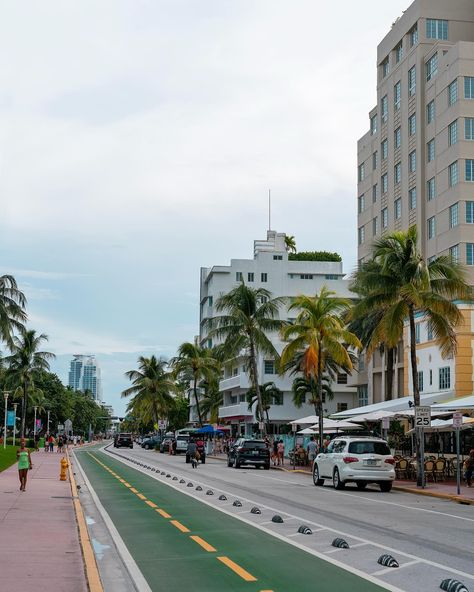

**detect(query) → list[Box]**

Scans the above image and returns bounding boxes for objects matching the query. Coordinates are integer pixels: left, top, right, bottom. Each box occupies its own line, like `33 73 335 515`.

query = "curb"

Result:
66 450 104 592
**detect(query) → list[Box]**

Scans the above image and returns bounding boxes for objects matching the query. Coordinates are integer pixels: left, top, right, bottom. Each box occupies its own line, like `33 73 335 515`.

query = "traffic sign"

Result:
414 406 431 427
258 421 265 430
452 412 463 428
382 417 390 430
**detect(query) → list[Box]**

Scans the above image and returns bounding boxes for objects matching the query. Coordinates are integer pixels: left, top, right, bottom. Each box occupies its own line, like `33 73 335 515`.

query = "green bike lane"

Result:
76 449 392 592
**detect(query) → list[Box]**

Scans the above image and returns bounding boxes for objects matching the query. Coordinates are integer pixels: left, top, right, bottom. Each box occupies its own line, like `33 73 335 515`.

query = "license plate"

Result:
365 459 377 466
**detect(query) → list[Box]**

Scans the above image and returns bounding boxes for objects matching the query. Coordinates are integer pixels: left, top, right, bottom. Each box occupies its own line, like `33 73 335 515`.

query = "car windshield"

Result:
177 436 189 441
348 441 390 455
242 441 267 449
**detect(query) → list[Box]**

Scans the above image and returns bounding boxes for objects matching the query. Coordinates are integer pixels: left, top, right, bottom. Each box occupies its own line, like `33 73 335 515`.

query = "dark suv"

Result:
114 433 133 448
227 438 270 470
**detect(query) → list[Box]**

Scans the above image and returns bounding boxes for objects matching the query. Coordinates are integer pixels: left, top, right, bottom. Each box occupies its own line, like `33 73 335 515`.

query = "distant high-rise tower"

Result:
67 355 102 402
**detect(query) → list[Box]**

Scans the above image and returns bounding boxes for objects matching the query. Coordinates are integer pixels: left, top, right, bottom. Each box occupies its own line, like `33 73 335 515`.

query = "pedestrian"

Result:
307 436 317 465
272 438 278 466
44 433 49 452
48 434 54 452
17 439 33 492
34 433 40 451
277 439 285 466
172 439 177 456
464 449 474 487
57 436 63 453
323 435 331 451
73 435 77 446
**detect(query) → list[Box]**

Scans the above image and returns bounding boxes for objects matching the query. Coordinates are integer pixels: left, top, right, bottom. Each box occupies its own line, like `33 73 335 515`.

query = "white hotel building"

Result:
197 230 357 436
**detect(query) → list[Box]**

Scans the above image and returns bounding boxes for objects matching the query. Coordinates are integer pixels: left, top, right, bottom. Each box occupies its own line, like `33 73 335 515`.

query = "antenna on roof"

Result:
268 188 271 231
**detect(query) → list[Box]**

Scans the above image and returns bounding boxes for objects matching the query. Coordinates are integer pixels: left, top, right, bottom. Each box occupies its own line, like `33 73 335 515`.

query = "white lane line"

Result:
371 560 421 577
105 447 474 584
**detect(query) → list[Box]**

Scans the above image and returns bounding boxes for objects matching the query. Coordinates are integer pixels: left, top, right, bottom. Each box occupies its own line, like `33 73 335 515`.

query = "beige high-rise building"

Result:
356 0 474 406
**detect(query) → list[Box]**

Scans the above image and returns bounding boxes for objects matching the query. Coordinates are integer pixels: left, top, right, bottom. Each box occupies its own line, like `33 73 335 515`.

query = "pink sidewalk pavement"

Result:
0 448 88 592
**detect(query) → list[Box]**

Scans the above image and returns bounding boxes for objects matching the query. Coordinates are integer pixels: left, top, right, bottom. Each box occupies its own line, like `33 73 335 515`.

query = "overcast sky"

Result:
1 0 410 416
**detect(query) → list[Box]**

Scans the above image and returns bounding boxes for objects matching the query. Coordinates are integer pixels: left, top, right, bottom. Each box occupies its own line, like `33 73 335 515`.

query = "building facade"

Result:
197 230 357 436
67 354 102 402
357 0 474 404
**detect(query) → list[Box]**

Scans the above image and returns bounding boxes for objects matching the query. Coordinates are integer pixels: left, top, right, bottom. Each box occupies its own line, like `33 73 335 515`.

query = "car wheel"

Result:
145 444 150 450
227 458 233 467
313 464 324 486
234 458 241 469
333 468 345 490
264 463 270 470
356 482 367 490
380 482 392 493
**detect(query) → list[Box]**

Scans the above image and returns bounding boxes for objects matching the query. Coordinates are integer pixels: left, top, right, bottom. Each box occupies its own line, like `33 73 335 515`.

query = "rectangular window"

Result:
428 216 436 239
408 66 416 96
247 272 254 282
426 54 438 82
382 207 388 228
448 120 458 146
466 201 474 223
395 43 403 63
430 369 433 386
357 385 368 407
382 173 388 194
408 113 416 136
394 162 401 184
337 373 348 385
409 150 416 173
358 163 365 182
448 79 458 106
300 274 313 280
427 100 435 124
382 58 389 78
394 126 401 148
337 403 348 413
208 296 213 306
372 216 378 236
427 139 435 162
381 138 388 160
410 25 418 47
409 187 417 210
372 151 378 170
394 198 401 219
466 159 474 181
427 177 436 201
394 81 401 111
372 184 378 203
370 114 378 135
465 118 474 140
236 272 243 281
449 244 459 263
261 272 267 282
449 203 459 228
358 194 365 213
415 323 421 344
467 243 474 265
449 161 458 187
381 95 388 123
273 255 283 260
417 371 424 392
358 226 365 245
427 321 434 341
264 360 275 375
439 367 451 390
465 77 474 99
426 19 448 40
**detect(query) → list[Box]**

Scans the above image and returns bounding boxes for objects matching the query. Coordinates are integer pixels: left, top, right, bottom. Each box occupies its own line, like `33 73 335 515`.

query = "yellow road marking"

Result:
170 520 190 533
119 479 126 483
124 482 131 487
145 500 158 509
130 488 139 494
190 535 216 552
156 509 171 519
217 556 257 582
136 493 147 500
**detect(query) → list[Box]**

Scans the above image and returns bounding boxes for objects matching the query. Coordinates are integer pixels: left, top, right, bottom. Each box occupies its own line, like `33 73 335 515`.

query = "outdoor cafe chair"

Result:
424 459 436 483
433 458 446 482
395 458 409 480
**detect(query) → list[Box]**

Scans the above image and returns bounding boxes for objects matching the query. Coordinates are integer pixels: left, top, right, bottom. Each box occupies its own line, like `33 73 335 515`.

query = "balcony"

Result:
218 402 254 420
219 374 251 391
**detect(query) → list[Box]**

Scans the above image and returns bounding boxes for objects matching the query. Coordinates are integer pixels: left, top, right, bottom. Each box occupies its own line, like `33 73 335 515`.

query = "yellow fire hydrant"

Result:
60 457 69 481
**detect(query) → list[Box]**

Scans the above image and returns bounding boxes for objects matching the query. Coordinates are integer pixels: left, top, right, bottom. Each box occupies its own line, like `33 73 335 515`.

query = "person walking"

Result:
307 436 317 465
277 439 285 466
17 439 33 492
48 434 54 452
464 449 474 487
57 436 63 454
44 433 49 452
272 438 278 466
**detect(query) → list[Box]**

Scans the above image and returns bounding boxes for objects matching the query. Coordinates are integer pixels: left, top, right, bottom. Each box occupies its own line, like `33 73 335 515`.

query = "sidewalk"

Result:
0 448 88 592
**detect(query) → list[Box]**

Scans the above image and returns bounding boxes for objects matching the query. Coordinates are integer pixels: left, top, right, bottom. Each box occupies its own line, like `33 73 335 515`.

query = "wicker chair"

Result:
395 458 409 479
434 458 446 482
424 459 436 483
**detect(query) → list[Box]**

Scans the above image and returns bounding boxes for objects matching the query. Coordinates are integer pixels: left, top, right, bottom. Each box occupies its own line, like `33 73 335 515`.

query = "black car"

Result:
114 433 133 448
141 435 162 450
227 438 270 469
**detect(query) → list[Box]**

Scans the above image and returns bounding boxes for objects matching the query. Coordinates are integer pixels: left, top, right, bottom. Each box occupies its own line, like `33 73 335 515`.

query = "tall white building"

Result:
67 354 102 402
197 230 357 437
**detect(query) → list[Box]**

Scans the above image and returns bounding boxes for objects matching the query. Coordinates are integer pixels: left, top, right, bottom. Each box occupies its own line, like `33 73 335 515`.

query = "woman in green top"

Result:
17 439 33 492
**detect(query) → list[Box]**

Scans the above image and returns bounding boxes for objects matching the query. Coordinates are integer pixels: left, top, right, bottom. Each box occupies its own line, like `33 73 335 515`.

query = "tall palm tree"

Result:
5 328 55 437
171 343 220 427
199 377 223 424
0 275 27 348
206 283 286 435
285 235 297 254
280 287 361 448
353 226 471 485
122 356 175 427
291 374 333 416
246 381 283 427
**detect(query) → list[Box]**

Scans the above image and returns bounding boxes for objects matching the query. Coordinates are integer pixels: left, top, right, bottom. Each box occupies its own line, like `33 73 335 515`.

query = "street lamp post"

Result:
3 392 10 449
33 406 38 438
47 409 50 435
13 403 18 447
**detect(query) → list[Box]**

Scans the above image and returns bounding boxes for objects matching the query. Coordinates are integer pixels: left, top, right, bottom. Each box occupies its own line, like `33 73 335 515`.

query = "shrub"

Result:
289 251 341 262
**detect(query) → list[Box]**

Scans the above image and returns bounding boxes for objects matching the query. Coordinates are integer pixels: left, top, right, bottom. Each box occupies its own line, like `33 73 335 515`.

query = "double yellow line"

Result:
88 453 270 588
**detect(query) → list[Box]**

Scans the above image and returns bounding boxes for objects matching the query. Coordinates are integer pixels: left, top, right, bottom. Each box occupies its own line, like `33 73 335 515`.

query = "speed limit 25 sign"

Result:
415 406 431 427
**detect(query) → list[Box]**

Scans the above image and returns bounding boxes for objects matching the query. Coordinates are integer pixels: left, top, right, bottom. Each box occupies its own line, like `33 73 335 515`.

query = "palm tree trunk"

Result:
20 380 28 439
317 346 324 451
408 306 422 487
385 347 394 401
193 377 203 426
249 337 265 436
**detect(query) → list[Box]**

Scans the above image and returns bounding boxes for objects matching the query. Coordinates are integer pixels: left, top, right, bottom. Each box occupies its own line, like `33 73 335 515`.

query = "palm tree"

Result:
206 283 286 435
122 356 175 428
199 377 223 424
0 275 27 348
280 287 361 448
171 343 220 427
5 328 55 437
352 226 471 485
285 235 297 254
291 374 333 416
246 381 283 427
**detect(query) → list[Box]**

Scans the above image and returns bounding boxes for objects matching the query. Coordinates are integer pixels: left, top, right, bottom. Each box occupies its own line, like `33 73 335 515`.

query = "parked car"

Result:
312 436 395 492
185 438 206 464
141 435 162 450
227 438 270 469
175 434 189 455
114 433 133 449
160 437 174 453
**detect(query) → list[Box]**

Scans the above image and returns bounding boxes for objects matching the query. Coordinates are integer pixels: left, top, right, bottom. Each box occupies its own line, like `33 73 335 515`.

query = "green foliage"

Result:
167 395 189 431
288 251 341 262
0 445 19 472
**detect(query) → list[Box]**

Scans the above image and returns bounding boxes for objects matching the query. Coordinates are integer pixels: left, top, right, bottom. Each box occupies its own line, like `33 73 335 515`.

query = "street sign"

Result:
291 423 298 432
414 406 431 427
453 412 463 428
382 417 390 430
158 420 167 429
258 421 265 431
6 411 15 427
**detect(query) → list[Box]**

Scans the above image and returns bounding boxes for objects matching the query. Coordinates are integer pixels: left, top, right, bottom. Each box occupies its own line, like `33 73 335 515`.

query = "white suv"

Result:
312 436 395 492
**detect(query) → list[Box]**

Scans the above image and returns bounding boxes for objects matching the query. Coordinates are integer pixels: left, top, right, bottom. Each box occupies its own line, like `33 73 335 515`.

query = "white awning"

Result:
431 395 474 411
289 415 320 425
331 392 455 418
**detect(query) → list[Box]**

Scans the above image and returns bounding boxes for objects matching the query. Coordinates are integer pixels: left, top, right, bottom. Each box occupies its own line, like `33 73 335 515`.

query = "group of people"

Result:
43 434 84 452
